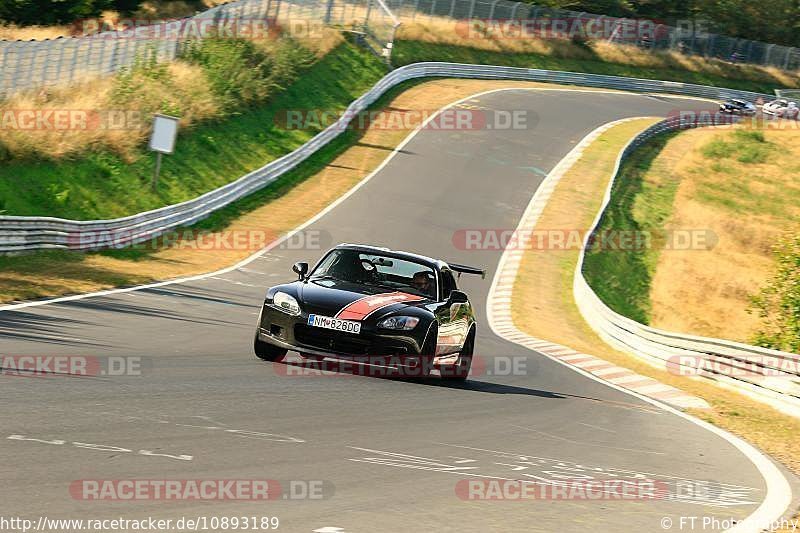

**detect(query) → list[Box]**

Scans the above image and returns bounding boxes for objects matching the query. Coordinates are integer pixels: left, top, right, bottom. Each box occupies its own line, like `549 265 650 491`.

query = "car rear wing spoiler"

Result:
448 263 486 279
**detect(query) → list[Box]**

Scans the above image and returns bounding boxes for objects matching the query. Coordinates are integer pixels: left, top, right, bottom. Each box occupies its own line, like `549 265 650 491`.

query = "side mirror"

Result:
292 262 309 280
449 290 468 304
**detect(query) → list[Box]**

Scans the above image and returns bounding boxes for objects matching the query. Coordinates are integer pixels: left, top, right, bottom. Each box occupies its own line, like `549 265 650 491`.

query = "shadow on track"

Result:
265 357 663 413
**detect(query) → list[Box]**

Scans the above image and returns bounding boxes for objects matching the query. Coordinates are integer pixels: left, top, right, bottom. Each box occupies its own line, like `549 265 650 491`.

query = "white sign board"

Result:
149 114 179 154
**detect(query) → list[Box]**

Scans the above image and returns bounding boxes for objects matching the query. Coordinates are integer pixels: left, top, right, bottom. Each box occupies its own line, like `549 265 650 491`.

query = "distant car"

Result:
253 243 484 380
762 98 789 116
783 102 799 120
719 99 756 115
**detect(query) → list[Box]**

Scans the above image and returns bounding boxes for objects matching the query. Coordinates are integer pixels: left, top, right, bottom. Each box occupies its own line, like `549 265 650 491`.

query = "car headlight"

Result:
272 291 301 316
377 316 420 330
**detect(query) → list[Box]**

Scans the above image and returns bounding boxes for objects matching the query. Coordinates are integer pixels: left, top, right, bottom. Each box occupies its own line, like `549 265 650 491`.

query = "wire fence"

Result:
775 89 800 100
381 0 800 71
1 0 798 98
0 0 396 98
573 114 800 412
0 62 772 254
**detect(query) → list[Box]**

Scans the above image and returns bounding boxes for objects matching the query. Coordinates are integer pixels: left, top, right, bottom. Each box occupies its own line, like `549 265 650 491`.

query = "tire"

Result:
415 326 437 379
444 329 474 381
254 333 287 362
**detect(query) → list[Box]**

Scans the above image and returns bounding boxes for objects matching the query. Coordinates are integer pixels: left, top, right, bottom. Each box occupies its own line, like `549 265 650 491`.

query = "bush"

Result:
749 234 800 353
701 129 772 164
1 0 95 25
0 0 143 25
183 38 314 110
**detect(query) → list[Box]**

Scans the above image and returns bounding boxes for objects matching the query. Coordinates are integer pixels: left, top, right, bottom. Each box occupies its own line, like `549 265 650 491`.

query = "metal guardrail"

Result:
0 0 397 97
2 0 798 98
2 60 796 408
573 116 800 412
384 0 800 71
0 62 773 254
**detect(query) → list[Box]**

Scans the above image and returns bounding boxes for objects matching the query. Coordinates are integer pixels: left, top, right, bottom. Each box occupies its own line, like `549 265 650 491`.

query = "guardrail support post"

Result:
152 152 163 192
324 0 335 24
488 0 499 19
765 43 774 65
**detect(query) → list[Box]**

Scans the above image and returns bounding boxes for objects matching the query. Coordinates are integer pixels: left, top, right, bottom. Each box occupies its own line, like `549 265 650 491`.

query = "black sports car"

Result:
719 98 756 115
254 244 484 380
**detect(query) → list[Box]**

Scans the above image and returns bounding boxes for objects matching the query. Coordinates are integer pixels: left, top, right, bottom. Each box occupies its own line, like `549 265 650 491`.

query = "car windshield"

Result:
311 249 438 299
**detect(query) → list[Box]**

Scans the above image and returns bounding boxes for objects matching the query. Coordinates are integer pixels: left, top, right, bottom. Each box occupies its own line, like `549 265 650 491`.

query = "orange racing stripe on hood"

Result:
335 292 424 320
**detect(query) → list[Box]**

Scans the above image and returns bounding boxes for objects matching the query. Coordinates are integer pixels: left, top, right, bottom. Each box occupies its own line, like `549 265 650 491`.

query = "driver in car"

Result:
412 271 435 298
327 251 371 282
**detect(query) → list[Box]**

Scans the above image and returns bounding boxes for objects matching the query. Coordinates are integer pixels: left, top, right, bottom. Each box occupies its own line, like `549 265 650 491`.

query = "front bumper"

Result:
257 304 425 357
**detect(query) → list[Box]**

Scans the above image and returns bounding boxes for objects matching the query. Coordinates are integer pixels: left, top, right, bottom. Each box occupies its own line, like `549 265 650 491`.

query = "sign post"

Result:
148 114 180 191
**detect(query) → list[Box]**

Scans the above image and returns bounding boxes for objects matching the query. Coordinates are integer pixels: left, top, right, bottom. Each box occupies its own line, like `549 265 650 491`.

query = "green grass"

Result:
581 132 679 324
1 76 430 272
693 130 788 216
393 40 784 94
581 126 790 325
0 39 387 220
2 38 786 222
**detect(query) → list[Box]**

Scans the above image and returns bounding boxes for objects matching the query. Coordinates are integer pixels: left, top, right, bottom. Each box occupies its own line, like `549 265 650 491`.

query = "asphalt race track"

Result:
1 89 797 532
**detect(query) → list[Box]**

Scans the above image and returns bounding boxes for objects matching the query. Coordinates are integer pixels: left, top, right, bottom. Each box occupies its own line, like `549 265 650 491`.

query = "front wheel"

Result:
254 333 287 362
414 327 438 379
444 331 474 381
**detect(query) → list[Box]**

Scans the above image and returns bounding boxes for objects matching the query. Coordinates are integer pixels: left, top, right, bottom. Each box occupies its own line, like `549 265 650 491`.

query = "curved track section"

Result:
1 89 795 532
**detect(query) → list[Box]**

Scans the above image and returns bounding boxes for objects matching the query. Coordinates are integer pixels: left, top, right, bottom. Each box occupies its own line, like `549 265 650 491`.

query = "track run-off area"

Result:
1 88 798 533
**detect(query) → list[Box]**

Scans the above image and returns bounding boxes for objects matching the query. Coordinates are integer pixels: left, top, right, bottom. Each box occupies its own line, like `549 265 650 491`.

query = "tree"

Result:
519 0 800 47
749 234 800 353
0 0 144 26
0 0 109 25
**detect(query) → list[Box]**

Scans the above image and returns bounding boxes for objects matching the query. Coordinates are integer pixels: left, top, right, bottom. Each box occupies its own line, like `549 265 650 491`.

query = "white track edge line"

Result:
2 87 790 531
484 117 793 533
0 87 700 313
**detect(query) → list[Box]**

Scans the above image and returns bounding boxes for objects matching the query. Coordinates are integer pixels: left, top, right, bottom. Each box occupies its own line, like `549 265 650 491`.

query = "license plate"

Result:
307 314 362 334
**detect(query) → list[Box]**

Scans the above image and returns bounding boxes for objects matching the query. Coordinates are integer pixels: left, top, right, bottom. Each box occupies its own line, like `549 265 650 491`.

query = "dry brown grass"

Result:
280 27 344 58
592 41 800 87
0 60 217 161
0 78 585 302
0 11 121 40
2 81 798 492
398 19 800 87
776 513 800 533
647 127 800 343
0 23 71 41
131 0 230 19
397 19 595 59
0 24 338 162
510 118 800 477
